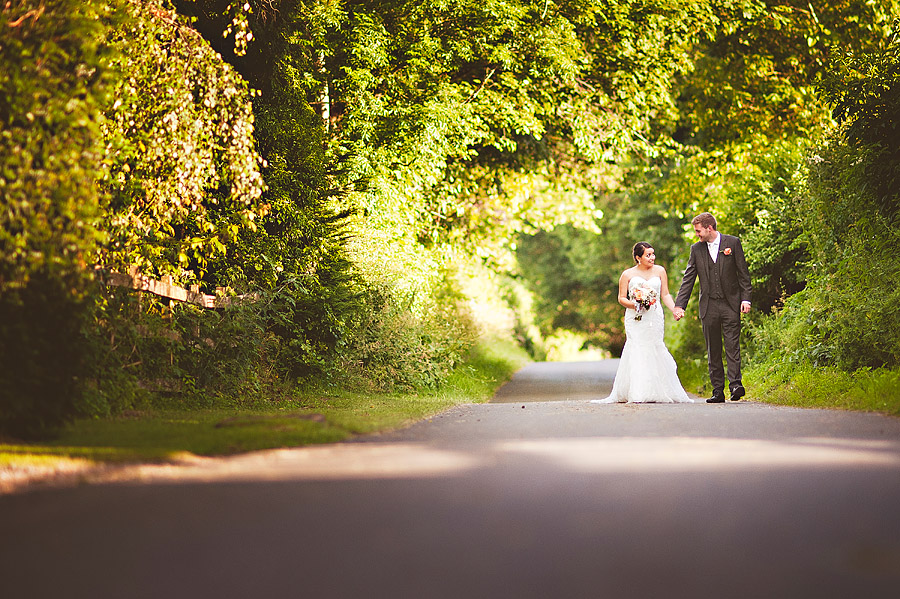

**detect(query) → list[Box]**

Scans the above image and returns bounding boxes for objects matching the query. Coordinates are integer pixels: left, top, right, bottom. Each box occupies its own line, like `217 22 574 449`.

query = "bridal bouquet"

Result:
631 282 658 321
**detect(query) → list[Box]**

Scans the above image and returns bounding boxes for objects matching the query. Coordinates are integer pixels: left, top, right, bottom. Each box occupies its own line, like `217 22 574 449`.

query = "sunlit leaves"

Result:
0 0 117 436
99 0 266 280
0 0 110 290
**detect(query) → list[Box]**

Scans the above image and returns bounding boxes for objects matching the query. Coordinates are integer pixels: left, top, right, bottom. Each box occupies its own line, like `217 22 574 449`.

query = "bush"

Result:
335 279 477 392
0 0 111 437
78 288 274 416
782 27 900 370
0 0 269 437
0 273 94 438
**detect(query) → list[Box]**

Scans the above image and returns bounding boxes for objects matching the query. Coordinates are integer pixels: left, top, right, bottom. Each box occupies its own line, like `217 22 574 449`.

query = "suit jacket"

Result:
674 234 752 320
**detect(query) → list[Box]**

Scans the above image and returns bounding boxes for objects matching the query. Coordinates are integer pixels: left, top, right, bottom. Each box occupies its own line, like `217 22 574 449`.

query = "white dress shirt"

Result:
707 233 721 263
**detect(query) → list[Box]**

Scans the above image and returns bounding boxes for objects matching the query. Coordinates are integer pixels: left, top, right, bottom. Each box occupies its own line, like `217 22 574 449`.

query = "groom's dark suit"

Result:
675 234 752 396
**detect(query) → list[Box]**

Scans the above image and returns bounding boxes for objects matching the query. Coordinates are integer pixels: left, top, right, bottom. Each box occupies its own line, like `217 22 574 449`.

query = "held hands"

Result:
672 304 749 320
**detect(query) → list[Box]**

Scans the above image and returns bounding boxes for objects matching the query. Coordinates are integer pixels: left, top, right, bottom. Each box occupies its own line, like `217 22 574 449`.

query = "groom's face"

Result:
693 223 717 243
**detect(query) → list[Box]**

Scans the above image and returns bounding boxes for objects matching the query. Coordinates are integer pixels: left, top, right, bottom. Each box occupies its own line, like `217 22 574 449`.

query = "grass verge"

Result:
0 338 530 490
745 360 900 416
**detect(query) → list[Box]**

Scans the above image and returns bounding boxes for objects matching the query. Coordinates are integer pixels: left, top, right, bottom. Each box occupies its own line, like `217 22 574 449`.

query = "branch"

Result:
7 4 45 27
465 68 498 104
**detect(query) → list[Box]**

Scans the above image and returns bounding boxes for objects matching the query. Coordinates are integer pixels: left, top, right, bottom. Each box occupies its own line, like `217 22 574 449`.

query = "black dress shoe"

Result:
706 393 726 403
730 385 746 401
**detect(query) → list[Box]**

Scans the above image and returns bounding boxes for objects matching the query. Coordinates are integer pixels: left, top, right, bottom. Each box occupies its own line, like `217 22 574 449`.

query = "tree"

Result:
0 0 268 436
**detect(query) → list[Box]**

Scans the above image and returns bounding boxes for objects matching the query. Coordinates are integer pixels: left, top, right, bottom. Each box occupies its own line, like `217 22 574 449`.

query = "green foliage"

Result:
494 2 899 361
0 273 94 439
179 1 367 385
788 214 900 369
334 281 477 391
514 177 694 357
1 0 271 438
770 22 900 370
628 1 899 373
98 0 266 279
187 0 870 377
0 0 112 437
517 225 624 353
742 20 900 372
251 274 355 379
743 287 830 368
676 0 895 148
80 288 275 415
706 139 812 313
7 0 900 440
816 23 900 224
0 0 108 289
746 359 900 417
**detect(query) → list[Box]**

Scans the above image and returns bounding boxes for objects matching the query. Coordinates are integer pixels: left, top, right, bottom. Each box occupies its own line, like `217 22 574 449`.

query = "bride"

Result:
592 242 693 404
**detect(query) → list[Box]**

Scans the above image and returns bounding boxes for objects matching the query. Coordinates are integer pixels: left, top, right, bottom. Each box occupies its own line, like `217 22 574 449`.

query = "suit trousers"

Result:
702 299 742 393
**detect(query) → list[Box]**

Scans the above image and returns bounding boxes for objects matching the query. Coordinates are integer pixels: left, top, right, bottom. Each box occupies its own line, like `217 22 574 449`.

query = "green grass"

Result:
746 360 900 416
1 338 530 474
675 355 712 397
673 345 900 416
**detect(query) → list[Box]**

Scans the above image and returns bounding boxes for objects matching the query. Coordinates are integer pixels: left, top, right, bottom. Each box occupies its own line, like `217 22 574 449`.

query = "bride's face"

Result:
638 247 655 267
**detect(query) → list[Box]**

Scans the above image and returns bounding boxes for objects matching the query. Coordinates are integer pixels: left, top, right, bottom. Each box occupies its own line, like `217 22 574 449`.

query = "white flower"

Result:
631 282 658 321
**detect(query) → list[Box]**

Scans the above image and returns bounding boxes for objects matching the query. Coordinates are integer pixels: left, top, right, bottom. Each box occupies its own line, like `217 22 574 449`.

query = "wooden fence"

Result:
96 266 249 309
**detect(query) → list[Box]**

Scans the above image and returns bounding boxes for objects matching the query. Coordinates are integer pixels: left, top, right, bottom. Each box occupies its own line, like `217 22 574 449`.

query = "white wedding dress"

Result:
592 275 693 404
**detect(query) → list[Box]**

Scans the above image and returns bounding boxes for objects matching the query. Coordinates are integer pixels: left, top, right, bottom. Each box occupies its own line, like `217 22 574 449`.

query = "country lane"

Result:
2 360 900 599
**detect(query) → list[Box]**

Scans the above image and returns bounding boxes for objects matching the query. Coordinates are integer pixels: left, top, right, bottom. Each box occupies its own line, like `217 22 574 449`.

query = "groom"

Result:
673 213 752 403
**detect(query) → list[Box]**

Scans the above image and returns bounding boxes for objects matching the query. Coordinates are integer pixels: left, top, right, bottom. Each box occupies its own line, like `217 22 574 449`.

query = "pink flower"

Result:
723 247 732 256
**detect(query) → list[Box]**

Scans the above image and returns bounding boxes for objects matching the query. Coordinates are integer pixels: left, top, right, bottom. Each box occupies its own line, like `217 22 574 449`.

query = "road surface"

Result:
2 360 900 598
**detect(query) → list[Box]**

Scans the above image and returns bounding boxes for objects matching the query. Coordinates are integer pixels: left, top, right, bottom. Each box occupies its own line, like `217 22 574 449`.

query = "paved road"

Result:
2 361 900 598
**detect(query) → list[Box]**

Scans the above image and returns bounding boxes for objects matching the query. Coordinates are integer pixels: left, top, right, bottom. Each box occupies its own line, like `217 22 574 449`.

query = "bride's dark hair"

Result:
633 242 653 263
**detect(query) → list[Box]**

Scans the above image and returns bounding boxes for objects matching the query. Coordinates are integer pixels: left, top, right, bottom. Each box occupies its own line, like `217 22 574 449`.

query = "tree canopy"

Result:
2 0 899 435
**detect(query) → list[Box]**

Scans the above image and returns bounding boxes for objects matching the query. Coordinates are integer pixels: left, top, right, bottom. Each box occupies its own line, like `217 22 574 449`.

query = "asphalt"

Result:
2 360 900 599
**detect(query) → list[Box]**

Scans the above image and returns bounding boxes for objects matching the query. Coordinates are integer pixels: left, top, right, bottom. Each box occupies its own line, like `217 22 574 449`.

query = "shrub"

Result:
335 279 477 392
81 284 281 415
0 273 94 438
0 0 110 437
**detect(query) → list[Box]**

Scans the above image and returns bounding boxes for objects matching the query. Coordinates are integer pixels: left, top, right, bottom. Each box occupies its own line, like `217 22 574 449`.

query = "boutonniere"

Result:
723 247 732 256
